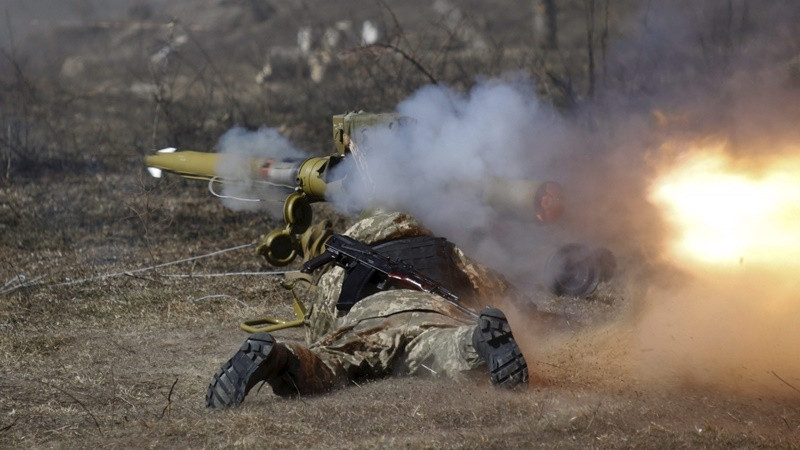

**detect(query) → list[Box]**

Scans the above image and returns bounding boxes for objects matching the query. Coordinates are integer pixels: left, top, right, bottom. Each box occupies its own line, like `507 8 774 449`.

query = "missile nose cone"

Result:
143 150 219 181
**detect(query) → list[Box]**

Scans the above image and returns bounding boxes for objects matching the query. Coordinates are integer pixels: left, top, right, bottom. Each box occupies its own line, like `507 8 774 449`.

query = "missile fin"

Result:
147 167 163 178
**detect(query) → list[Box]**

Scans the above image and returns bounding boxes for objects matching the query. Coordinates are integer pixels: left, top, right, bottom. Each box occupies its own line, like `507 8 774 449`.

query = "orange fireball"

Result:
649 140 800 268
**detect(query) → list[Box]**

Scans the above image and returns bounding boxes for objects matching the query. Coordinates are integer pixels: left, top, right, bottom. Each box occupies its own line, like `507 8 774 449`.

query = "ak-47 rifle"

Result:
302 233 477 318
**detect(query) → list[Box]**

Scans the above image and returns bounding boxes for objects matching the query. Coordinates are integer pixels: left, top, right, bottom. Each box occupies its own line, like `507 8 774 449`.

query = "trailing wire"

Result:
162 271 298 279
2 275 44 293
207 177 261 203
187 294 250 307
207 176 291 204
52 243 256 287
0 243 297 295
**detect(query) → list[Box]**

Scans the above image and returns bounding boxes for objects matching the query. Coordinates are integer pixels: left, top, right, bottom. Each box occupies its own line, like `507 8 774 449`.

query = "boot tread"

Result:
206 333 280 409
473 307 529 388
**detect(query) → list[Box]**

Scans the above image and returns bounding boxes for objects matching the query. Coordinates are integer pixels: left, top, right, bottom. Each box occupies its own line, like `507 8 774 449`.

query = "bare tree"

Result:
532 0 558 50
585 0 596 97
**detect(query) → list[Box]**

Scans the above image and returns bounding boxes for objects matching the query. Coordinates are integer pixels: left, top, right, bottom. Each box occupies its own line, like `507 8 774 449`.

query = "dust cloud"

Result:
530 2 800 397
625 3 800 397
636 269 800 396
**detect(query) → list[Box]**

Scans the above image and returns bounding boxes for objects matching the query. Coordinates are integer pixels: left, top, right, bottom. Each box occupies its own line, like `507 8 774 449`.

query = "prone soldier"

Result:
142 112 614 407
205 211 532 408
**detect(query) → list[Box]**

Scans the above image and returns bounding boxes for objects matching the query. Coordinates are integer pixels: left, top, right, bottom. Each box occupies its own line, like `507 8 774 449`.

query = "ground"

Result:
2 0 800 448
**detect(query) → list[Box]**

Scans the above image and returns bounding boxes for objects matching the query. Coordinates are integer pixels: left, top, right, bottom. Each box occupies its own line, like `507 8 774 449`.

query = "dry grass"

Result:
3 137 798 450
2 0 800 447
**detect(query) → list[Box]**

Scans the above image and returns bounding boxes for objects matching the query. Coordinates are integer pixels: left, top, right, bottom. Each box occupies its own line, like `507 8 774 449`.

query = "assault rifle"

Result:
302 234 477 317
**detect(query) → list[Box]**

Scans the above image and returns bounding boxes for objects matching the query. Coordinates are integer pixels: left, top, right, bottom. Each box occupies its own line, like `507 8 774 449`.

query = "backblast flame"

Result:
649 141 800 268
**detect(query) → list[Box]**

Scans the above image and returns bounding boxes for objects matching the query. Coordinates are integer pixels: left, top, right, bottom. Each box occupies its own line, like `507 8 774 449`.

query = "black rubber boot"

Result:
206 333 291 409
472 307 529 388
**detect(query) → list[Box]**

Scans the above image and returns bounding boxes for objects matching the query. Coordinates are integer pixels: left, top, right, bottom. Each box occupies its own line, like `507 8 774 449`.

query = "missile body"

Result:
146 149 563 223
145 149 218 180
146 149 334 202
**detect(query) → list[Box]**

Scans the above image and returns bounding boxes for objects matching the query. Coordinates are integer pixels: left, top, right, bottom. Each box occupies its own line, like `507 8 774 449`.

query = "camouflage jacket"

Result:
298 211 514 344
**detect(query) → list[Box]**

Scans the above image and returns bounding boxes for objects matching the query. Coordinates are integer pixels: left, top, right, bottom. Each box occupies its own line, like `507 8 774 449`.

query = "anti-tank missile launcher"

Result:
145 111 566 267
146 149 336 202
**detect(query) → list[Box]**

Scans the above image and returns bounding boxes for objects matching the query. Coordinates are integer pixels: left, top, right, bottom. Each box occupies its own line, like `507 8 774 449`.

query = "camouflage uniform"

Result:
206 212 528 408
298 211 512 384
302 212 513 341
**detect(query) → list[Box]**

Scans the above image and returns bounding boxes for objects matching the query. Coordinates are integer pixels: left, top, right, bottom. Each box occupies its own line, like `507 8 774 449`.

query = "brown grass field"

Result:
2 1 800 447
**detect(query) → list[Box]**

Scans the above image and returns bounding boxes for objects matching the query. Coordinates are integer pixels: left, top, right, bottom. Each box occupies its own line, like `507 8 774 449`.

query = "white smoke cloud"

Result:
327 76 584 287
215 126 305 214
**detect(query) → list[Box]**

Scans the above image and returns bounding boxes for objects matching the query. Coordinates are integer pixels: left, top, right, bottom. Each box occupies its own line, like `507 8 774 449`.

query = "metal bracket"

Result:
240 297 307 333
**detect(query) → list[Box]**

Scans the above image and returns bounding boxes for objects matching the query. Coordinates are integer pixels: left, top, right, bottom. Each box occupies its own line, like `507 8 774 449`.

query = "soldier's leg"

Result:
399 325 482 377
309 292 528 387
206 333 346 409
207 296 528 408
308 310 469 380
396 307 528 388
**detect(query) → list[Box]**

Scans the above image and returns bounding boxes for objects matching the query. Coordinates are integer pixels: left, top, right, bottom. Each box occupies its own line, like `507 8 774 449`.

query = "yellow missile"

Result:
145 148 336 202
145 148 220 180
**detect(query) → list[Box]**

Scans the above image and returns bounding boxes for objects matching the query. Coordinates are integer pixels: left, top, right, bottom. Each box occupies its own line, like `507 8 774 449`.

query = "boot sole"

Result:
206 333 281 409
474 308 529 388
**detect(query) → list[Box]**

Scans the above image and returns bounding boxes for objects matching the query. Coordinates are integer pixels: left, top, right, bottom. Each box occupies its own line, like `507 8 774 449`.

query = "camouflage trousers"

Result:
297 289 483 386
285 211 492 386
